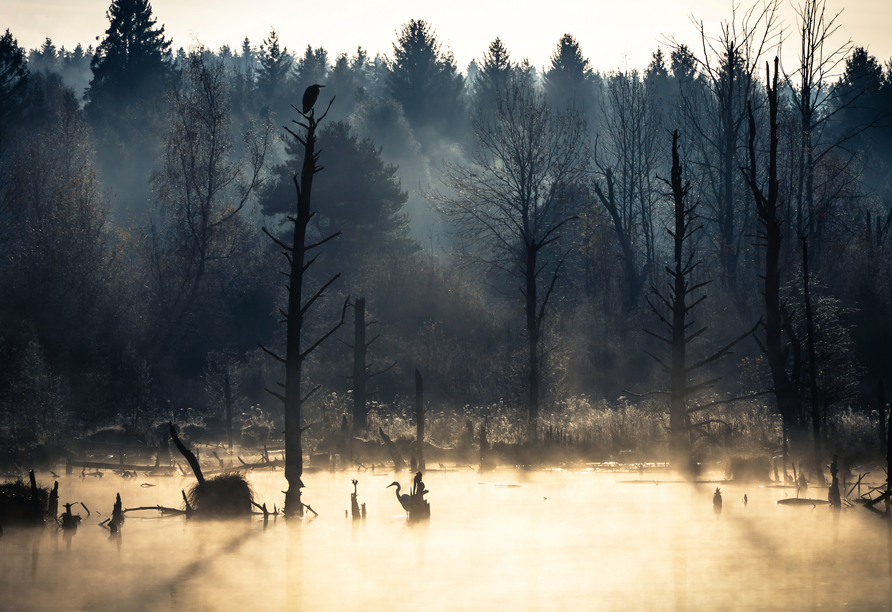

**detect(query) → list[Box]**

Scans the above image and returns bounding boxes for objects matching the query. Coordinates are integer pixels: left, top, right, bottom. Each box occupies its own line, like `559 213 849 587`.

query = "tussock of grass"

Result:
186 473 253 517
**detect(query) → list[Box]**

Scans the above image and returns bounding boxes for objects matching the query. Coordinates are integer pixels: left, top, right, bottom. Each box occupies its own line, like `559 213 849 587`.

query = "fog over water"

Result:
5 1 892 609
2 465 891 611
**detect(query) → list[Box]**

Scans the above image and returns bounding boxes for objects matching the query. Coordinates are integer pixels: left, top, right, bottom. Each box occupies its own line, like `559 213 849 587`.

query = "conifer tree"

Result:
86 0 171 114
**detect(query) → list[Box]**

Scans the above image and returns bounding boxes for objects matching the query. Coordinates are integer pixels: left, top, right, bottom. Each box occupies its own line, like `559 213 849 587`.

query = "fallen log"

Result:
237 456 284 470
69 460 175 473
123 505 187 515
776 498 830 506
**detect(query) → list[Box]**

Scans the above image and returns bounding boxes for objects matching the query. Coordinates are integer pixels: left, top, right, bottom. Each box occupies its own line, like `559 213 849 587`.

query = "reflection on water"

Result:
1 467 891 611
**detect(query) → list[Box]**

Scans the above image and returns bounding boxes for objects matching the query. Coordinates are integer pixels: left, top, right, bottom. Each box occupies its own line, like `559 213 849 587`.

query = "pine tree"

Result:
387 20 464 137
256 28 292 105
472 38 513 113
0 29 29 129
544 34 595 111
86 0 171 113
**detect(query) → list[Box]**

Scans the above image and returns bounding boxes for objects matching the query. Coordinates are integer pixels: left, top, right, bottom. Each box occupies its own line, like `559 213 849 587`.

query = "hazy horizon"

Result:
5 0 892 75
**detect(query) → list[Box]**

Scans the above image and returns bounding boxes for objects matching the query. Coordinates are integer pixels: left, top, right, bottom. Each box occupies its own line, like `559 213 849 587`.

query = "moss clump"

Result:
186 473 253 517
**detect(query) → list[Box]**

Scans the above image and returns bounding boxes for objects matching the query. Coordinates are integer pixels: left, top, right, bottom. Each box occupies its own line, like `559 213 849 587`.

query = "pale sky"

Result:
4 0 891 75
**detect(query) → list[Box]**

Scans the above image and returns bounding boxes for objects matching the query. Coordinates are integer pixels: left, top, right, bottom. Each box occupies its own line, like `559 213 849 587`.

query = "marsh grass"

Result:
306 392 882 465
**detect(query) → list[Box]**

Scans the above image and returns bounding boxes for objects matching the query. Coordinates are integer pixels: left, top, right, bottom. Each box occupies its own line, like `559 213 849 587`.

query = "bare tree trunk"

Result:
415 369 425 473
525 244 540 435
353 298 367 430
668 131 691 468
745 59 805 451
880 380 887 454
261 98 345 517
224 370 233 451
801 237 825 484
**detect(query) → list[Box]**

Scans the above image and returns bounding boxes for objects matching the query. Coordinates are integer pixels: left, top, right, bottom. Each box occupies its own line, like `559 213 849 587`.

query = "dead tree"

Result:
224 370 233 451
643 130 759 472
259 94 348 517
743 59 807 459
344 297 395 432
801 237 825 484
433 80 587 435
415 369 425 473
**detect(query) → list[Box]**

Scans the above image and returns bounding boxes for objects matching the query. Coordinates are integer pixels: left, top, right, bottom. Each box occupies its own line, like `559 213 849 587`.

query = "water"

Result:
2 466 891 611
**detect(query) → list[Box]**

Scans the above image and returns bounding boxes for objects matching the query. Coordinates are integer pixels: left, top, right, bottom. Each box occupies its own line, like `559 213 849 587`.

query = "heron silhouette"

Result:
302 84 325 114
386 481 411 515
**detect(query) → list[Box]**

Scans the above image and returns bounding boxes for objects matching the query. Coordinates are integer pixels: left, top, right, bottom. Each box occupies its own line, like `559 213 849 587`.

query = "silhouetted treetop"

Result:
0 30 29 128
387 19 464 137
472 38 513 113
256 28 293 104
87 0 171 110
544 33 596 110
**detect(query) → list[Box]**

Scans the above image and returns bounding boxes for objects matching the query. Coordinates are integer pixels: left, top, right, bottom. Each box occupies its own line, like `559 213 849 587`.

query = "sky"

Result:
4 0 892 75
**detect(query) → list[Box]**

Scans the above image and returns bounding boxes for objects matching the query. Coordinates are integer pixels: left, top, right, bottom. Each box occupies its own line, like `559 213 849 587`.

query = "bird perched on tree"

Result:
387 481 411 516
302 84 326 114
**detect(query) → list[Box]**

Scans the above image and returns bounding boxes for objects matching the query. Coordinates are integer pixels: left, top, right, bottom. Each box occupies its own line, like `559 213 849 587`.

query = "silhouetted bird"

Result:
387 481 411 515
302 84 326 114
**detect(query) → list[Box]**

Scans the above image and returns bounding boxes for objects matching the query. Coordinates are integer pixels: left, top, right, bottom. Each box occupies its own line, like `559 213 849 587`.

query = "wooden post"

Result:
415 369 425 473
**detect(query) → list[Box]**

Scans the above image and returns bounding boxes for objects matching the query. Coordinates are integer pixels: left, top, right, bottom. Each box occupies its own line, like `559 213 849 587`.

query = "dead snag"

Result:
351 479 361 521
409 471 430 521
260 91 345 517
416 370 426 473
828 455 841 508
379 428 406 472
169 422 205 484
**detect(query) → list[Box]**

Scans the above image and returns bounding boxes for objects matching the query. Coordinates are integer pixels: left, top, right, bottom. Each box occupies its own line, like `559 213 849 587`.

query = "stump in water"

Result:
60 502 81 531
351 479 361 521
409 471 430 521
186 473 254 517
111 493 125 528
828 455 841 508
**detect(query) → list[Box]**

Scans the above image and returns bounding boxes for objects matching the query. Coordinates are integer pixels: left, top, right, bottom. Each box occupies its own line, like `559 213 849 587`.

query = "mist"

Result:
2 1 892 609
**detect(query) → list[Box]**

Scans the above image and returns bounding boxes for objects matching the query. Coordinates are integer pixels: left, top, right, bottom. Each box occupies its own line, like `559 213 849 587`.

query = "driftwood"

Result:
379 428 406 472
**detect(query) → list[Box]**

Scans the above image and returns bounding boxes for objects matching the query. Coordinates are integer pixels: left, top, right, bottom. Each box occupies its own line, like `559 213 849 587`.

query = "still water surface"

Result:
2 467 890 611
